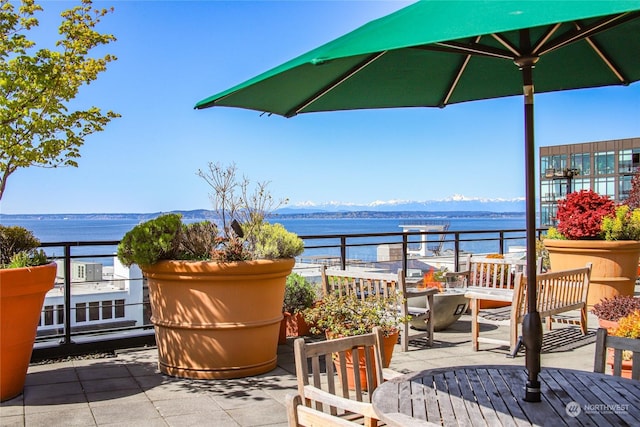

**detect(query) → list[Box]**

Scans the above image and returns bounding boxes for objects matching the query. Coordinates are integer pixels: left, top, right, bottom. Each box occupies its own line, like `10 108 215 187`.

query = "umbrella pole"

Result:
518 53 543 403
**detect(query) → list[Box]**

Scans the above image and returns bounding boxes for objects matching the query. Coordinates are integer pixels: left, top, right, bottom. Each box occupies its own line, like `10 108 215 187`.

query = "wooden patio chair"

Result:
321 266 436 351
594 327 640 380
293 327 386 427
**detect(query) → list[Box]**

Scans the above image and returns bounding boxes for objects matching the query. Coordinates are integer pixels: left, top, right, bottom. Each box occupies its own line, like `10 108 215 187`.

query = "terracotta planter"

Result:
543 239 640 308
0 262 56 401
598 318 620 330
607 348 634 379
279 311 311 344
332 330 398 390
142 258 294 379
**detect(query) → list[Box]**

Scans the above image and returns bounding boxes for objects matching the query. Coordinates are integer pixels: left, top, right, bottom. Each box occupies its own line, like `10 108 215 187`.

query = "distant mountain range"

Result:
0 197 526 220
282 196 526 214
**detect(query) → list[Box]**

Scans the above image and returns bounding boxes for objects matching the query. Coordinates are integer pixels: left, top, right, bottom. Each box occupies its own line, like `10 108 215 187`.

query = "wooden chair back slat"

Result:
293 328 385 426
462 255 527 290
594 327 640 380
287 393 363 427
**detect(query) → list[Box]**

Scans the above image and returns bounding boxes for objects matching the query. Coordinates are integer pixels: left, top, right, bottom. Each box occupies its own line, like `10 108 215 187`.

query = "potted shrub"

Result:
117 163 304 379
606 310 640 378
304 292 408 389
304 292 407 388
543 190 640 308
591 295 640 329
0 226 56 401
279 272 317 343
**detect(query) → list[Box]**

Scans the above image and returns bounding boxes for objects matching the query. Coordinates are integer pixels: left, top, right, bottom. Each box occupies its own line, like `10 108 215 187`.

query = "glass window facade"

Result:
541 155 567 177
618 149 640 174
595 151 615 175
572 178 591 192
570 153 590 176
594 177 615 197
540 139 640 227
620 175 633 200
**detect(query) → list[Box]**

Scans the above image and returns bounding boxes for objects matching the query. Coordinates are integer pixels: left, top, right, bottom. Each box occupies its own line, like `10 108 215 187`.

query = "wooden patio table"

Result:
372 365 640 426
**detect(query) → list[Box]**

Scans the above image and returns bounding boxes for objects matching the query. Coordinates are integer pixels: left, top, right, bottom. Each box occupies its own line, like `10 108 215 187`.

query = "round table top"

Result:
372 365 640 426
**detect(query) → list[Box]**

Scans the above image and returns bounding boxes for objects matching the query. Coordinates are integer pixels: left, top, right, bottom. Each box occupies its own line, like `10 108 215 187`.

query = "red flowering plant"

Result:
547 190 615 240
547 189 640 241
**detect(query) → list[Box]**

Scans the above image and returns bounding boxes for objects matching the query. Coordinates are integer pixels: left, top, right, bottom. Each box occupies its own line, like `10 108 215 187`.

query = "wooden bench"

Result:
465 264 591 354
450 254 529 303
321 266 437 352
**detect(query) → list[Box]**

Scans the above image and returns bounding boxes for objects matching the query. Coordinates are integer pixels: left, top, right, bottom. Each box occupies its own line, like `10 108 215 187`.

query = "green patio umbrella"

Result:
196 0 640 401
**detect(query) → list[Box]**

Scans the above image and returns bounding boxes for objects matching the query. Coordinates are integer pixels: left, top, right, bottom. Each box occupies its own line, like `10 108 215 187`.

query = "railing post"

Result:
340 236 346 270
63 244 74 345
453 232 460 271
402 234 408 275
499 231 505 255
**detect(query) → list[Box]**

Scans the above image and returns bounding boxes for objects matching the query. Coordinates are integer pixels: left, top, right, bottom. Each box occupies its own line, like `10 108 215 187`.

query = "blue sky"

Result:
1 0 639 215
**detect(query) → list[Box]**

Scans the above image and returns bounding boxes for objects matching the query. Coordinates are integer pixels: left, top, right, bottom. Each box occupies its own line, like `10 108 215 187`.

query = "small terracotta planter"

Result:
332 330 398 390
598 318 620 330
1 262 56 401
279 311 312 344
607 348 633 379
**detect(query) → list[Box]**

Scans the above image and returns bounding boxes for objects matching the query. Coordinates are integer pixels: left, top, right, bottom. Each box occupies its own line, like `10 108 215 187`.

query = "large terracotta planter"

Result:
142 258 294 379
0 262 56 401
543 239 640 308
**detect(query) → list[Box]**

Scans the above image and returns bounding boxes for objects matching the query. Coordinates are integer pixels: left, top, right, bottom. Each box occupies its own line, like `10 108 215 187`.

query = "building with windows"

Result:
540 137 640 227
39 259 144 336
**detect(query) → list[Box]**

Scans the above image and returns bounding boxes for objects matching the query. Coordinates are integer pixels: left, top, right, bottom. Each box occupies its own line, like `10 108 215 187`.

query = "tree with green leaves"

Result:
0 0 119 200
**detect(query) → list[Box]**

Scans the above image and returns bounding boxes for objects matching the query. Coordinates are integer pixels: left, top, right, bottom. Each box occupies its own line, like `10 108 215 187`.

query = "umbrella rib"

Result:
575 22 628 84
491 33 521 57
532 23 562 55
285 51 387 117
440 36 482 106
538 11 640 56
430 41 513 60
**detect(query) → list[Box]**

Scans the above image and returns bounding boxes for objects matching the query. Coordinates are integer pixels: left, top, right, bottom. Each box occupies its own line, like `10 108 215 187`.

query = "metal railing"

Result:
32 226 546 361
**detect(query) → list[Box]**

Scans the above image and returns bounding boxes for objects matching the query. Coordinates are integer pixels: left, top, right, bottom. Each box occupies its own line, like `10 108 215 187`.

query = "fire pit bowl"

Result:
407 289 468 331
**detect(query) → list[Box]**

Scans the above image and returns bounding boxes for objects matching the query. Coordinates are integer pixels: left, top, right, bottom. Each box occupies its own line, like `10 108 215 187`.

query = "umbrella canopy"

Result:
195 1 640 116
196 0 640 402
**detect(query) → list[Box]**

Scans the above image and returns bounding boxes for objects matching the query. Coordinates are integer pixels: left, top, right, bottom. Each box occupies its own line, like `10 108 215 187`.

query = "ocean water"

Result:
1 216 527 265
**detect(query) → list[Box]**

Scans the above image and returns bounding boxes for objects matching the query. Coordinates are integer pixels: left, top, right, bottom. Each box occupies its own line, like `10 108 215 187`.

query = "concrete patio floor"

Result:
0 312 600 426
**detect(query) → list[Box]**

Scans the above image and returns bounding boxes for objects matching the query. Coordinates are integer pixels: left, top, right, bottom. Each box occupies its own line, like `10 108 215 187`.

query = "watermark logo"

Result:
566 401 581 418
565 401 630 418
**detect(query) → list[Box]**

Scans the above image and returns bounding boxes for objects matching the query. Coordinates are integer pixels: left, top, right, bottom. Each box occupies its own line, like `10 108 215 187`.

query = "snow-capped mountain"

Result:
280 195 526 213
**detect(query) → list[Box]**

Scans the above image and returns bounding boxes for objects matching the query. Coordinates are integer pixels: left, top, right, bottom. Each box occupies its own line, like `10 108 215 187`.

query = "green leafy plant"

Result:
0 225 49 269
117 163 304 267
609 310 640 361
251 222 304 260
304 292 408 338
117 214 182 267
610 311 640 339
601 205 640 241
283 273 317 314
536 239 551 272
